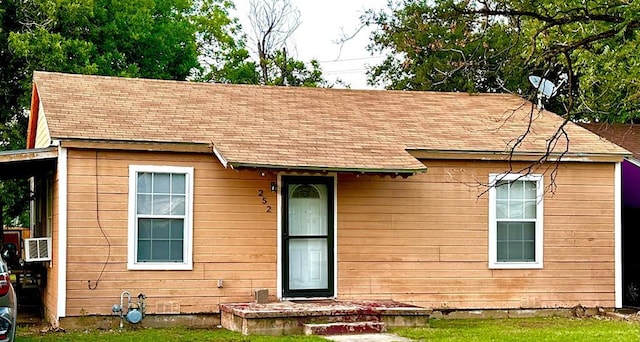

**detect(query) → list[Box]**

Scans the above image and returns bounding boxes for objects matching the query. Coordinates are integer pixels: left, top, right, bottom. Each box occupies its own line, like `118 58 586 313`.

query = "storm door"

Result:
282 176 334 298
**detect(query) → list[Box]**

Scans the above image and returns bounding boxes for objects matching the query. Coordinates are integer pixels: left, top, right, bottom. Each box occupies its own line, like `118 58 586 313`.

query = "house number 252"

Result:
258 190 272 213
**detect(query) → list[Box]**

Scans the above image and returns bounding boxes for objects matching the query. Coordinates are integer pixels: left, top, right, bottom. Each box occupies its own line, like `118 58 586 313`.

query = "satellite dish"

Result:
528 75 566 109
528 76 557 98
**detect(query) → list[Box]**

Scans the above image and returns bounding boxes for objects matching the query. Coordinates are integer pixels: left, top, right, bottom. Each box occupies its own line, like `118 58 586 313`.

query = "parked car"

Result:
0 258 16 341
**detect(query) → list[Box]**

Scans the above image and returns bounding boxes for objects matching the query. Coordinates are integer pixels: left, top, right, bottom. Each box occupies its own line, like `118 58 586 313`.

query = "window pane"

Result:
496 181 508 199
496 221 536 262
137 240 151 261
170 220 184 238
496 200 508 219
524 200 536 219
508 201 524 219
497 241 508 261
172 174 186 194
522 241 535 261
153 173 171 193
288 184 328 236
289 238 328 289
153 195 171 215
137 195 152 214
153 219 170 238
508 242 523 260
497 223 508 240
137 173 152 193
508 223 523 240
137 218 185 263
138 219 152 238
510 181 524 199
171 195 185 215
525 181 537 199
523 222 535 240
152 240 170 260
170 242 184 261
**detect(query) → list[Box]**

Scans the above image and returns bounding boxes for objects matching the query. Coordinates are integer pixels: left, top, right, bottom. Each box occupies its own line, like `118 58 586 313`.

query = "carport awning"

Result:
0 147 57 180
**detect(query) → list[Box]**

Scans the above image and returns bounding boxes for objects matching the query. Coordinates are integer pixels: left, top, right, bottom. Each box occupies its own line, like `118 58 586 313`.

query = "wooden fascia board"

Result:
58 139 212 153
26 83 39 149
0 147 58 163
226 161 426 176
407 149 629 163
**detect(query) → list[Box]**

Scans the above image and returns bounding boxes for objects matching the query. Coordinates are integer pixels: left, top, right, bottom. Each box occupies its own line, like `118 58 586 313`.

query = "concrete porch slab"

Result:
220 300 430 336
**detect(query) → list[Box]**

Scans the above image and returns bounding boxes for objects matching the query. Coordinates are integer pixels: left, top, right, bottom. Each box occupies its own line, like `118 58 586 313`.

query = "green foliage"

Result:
366 0 640 122
0 0 252 225
190 0 260 83
367 1 529 93
267 50 325 87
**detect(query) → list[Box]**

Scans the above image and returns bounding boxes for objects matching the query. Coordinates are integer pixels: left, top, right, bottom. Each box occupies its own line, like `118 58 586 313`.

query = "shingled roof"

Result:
579 123 640 161
29 71 629 173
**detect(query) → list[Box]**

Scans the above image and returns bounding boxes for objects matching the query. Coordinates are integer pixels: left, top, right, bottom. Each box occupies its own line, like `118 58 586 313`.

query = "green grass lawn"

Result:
393 317 640 341
15 317 640 341
16 326 326 342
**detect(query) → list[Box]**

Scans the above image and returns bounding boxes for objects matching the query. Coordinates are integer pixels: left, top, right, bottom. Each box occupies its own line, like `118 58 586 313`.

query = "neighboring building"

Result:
1 71 629 327
580 123 640 306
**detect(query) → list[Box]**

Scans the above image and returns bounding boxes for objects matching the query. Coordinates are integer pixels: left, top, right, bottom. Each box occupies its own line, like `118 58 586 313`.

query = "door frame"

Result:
277 173 337 299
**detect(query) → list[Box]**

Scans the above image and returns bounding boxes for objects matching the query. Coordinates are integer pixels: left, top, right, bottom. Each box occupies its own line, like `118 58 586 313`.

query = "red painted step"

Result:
303 321 386 335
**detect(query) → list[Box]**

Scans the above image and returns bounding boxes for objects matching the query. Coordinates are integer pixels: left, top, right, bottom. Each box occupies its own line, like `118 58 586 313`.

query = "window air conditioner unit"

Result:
24 238 52 262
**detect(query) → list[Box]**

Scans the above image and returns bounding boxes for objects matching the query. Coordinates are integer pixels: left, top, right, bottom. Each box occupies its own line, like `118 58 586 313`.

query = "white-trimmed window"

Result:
489 173 543 269
128 165 194 270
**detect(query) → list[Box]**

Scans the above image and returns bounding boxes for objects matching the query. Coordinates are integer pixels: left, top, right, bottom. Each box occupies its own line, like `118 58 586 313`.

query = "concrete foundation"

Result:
59 313 220 331
54 305 614 333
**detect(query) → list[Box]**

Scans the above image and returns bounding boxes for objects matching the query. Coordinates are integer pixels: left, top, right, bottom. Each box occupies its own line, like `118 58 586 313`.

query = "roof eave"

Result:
0 147 58 180
225 161 426 177
407 149 630 163
57 138 212 153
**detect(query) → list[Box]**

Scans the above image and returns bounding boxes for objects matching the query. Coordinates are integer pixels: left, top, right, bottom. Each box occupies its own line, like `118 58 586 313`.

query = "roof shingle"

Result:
33 71 629 172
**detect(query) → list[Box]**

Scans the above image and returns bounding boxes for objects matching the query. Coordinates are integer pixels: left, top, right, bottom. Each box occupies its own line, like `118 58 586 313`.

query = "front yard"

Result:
16 316 640 341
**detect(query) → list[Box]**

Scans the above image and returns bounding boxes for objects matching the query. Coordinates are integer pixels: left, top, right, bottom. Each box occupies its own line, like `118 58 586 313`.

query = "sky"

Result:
233 0 389 89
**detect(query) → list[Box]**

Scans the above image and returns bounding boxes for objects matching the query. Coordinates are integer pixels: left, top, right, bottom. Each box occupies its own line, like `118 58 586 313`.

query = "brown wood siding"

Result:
64 150 277 316
63 150 615 316
337 160 615 309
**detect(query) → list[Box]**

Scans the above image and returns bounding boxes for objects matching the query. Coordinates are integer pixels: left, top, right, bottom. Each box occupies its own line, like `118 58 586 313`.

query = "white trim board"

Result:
615 162 622 308
56 146 68 320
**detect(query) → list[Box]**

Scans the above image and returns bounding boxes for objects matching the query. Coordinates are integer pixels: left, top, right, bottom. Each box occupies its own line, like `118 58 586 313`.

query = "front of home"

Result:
9 71 628 327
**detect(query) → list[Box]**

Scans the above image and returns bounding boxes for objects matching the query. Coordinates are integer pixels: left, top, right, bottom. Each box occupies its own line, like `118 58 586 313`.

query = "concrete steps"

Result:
220 300 430 336
303 321 386 336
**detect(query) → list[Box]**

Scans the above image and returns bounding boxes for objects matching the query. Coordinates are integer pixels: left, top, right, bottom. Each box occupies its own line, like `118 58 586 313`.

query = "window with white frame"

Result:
128 165 194 270
489 173 543 269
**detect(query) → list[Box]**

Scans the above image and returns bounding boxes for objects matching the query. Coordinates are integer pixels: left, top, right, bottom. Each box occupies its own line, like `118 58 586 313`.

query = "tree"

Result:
366 0 640 123
0 0 251 225
247 0 326 86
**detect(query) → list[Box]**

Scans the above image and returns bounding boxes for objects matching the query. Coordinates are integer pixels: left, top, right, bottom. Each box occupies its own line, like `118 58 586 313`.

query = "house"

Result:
2 71 629 328
579 123 640 306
